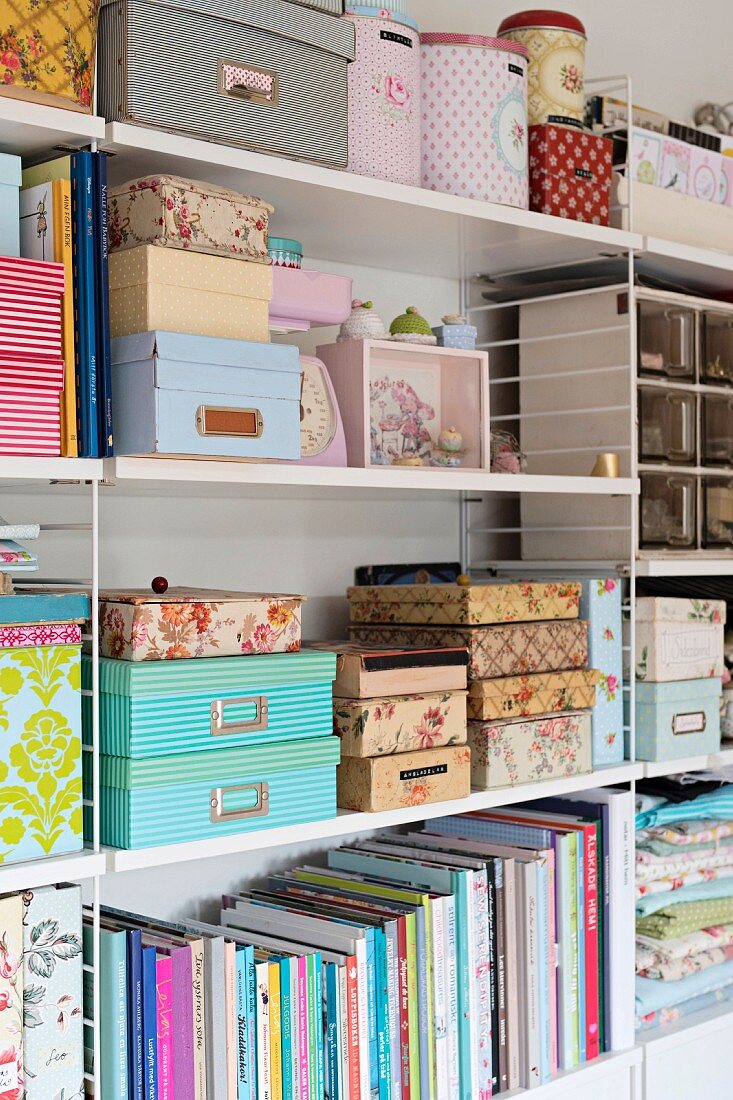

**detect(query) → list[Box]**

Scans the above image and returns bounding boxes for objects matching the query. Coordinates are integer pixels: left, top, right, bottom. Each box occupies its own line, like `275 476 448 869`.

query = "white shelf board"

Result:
104 762 642 874
0 97 104 158
639 236 733 296
641 747 733 779
0 456 103 483
105 457 638 497
503 1047 641 1098
638 996 733 1053
635 556 733 577
102 122 640 278
0 849 105 892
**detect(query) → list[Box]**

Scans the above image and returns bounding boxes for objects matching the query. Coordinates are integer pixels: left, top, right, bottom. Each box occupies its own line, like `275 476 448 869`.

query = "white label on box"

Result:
0 1062 17 1089
673 710 706 735
660 627 720 667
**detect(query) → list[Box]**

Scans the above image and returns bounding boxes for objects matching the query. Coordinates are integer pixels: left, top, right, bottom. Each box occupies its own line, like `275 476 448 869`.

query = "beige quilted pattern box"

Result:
468 668 599 721
347 581 581 627
109 245 272 341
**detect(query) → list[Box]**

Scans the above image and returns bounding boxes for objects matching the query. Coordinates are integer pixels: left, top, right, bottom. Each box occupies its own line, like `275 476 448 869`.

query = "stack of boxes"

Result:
314 642 470 812
348 580 601 792
629 596 725 762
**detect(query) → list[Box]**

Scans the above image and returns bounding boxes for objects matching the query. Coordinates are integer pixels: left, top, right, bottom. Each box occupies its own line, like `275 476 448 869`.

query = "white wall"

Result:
412 0 732 124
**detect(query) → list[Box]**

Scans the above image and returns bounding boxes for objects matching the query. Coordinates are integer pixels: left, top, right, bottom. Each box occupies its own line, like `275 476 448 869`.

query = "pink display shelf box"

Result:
269 267 353 331
316 338 490 470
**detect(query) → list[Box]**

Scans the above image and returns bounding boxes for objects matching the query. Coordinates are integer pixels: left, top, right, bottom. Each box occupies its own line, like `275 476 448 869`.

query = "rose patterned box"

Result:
0 0 98 111
337 744 471 811
0 643 82 863
108 176 273 264
347 580 581 627
98 589 303 661
85 649 336 757
309 641 468 698
469 711 592 790
334 690 467 758
108 245 272 341
467 668 599 721
529 124 613 224
578 577 624 766
350 619 589 680
631 678 722 762
631 597 726 683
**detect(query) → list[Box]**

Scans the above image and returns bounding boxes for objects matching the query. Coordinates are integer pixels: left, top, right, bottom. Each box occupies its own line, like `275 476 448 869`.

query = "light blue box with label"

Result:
579 577 624 765
0 152 21 258
629 677 722 762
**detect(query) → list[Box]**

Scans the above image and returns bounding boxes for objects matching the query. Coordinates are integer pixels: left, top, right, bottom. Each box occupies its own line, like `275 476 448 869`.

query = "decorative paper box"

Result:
0 254 65 360
0 622 82 648
720 157 733 207
0 0 98 111
631 677 722 762
337 744 471 812
0 643 82 863
317 339 490 470
98 0 356 167
93 736 340 849
431 324 477 350
467 668 598 721
111 330 301 460
98 588 303 661
529 124 613 225
309 641 468 698
579 577 624 766
632 597 725 682
0 154 20 258
347 580 581 626
23 884 84 1100
108 176 274 263
269 267 353 331
84 649 336 757
0 591 89 624
469 711 592 790
108 245 272 341
659 137 692 194
0 376 64 455
689 147 723 203
334 689 467 757
350 618 589 680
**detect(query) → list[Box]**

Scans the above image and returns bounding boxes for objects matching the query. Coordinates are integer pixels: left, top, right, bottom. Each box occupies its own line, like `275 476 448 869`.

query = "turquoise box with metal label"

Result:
628 677 723 762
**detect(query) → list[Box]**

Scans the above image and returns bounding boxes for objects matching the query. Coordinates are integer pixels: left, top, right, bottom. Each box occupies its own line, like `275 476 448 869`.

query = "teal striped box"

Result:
83 649 337 757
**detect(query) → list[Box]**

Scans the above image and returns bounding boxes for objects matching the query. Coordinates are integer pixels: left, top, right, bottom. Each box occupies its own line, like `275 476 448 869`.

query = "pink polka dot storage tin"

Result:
420 34 529 208
345 8 421 187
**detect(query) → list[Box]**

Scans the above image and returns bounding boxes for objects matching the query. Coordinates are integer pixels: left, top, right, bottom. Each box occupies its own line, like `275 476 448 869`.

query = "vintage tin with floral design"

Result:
334 689 467 757
421 33 529 207
467 668 599 721
345 10 421 186
348 579 581 626
497 9 586 128
337 743 471 811
470 710 592 789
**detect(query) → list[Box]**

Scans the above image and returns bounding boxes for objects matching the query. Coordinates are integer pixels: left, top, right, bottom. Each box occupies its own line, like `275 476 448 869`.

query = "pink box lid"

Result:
420 32 529 57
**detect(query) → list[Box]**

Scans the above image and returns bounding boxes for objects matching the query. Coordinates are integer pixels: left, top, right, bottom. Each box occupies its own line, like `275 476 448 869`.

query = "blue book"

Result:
324 961 340 1100
235 945 249 1100
427 815 555 850
375 927 391 1100
245 945 257 1099
72 150 97 455
93 150 113 455
127 929 143 1100
141 945 158 1100
100 927 129 1099
314 951 325 1100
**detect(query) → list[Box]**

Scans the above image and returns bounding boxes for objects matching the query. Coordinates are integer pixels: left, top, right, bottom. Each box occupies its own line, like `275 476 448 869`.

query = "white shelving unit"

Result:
0 97 105 158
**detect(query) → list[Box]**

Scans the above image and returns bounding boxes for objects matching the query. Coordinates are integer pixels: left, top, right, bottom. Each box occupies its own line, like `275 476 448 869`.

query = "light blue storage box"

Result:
82 649 337 756
432 323 477 350
629 677 722 762
579 577 624 765
0 152 21 258
111 330 302 459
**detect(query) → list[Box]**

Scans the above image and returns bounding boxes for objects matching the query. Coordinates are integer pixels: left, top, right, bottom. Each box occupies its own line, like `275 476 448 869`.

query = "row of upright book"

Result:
94 791 635 1098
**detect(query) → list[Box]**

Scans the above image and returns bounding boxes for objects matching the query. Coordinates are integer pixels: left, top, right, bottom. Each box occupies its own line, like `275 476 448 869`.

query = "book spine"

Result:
494 861 508 1095
404 915 420 1100
485 864 498 1096
430 900 448 1100
128 930 144 1100
442 897 460 1099
52 179 78 456
534 861 550 1084
74 150 98 456
583 827 600 1061
298 955 309 1100
172 947 195 1100
523 864 541 1090
339 965 349 1100
307 954 317 1100
412 914 426 1100
280 959 293 1100
576 833 586 1063
421 909 434 1100
567 836 580 1068
269 961 283 1100
102 930 129 1100
191 943 206 1100
246 948 257 1100
473 869 492 1100
325 963 339 1100
459 873 476 1100
599 808 611 1054
235 947 248 1100
142 946 158 1100
375 929 390 1100
255 961 270 1100
313 953 325 1100
156 954 173 1100
94 150 114 454
545 850 558 1076
225 943 238 1100
385 924 401 1100
346 954 361 1100
610 793 635 1052
70 153 87 455
396 917 410 1100
290 956 301 1100
503 862 520 1091
365 929 378 1099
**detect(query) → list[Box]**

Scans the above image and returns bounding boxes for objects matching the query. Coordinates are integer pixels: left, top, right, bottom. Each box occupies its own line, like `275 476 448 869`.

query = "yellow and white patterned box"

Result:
0 0 98 111
347 580 581 627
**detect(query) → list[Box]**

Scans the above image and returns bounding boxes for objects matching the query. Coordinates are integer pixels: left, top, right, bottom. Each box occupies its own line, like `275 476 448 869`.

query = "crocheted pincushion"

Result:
389 306 438 345
337 299 387 341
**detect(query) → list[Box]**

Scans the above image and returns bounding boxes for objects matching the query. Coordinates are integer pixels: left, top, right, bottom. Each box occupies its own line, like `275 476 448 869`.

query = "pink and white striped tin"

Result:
0 383 63 455
421 33 529 208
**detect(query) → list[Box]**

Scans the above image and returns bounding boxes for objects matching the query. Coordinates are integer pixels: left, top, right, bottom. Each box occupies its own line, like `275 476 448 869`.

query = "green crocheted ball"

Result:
389 306 432 336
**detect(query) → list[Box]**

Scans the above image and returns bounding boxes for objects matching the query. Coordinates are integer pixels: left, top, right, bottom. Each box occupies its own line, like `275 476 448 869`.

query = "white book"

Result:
442 894 460 1097
431 897 449 1100
517 862 541 1090
255 960 271 1100
503 859 520 1091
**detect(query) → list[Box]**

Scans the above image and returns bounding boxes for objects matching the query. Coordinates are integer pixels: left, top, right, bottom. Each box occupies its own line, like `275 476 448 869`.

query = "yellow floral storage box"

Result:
108 176 274 264
108 244 272 341
0 0 98 111
467 668 600 721
347 580 581 627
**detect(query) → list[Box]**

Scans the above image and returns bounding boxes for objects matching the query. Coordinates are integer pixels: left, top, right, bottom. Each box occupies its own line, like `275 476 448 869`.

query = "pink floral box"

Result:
0 622 82 649
98 589 304 661
334 690 467 758
469 711 592 790
337 744 472 812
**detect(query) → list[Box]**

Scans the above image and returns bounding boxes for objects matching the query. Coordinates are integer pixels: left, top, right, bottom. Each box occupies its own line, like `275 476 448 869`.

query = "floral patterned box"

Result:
347 580 581 627
337 744 471 812
0 0 98 112
579 577 624 766
0 644 82 863
98 589 303 661
108 244 272 341
467 668 599 721
350 618 589 680
334 690 467 758
631 598 726 683
108 176 273 264
469 711 592 790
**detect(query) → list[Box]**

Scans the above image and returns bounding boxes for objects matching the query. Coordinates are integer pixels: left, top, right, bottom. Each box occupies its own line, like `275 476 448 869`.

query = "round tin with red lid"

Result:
497 8 587 127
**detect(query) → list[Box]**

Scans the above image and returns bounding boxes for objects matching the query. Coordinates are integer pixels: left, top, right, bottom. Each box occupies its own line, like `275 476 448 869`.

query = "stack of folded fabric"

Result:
635 778 733 1029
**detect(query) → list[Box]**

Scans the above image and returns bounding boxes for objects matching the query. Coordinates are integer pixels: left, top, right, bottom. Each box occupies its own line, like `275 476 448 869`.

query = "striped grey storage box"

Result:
98 0 355 167
292 0 344 14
